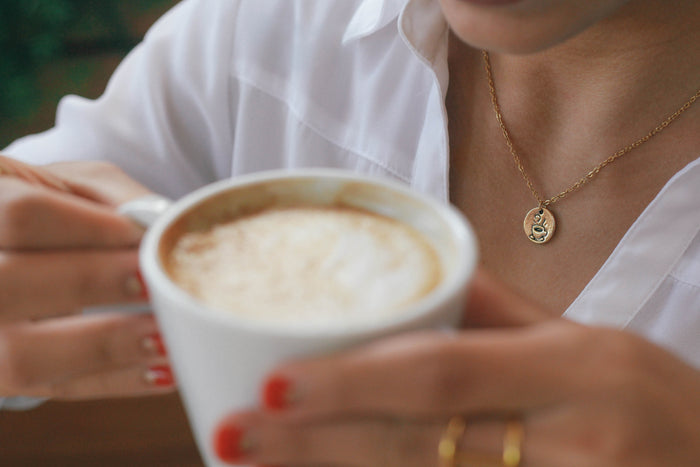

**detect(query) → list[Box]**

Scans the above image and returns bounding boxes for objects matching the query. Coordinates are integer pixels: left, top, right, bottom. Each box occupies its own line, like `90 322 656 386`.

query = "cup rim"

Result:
140 168 478 338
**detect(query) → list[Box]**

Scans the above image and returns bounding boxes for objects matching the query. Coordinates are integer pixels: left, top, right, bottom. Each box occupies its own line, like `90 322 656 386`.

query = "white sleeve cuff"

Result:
0 396 48 411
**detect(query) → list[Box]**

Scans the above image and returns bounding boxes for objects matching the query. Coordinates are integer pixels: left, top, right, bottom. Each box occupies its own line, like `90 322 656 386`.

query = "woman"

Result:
2 0 699 464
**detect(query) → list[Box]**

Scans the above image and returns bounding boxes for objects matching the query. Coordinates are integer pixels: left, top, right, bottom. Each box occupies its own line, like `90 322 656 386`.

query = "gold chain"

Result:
482 50 700 208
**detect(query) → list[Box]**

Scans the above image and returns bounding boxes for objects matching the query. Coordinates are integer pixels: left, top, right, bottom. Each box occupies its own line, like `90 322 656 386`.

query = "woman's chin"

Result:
439 0 627 55
449 21 576 55
452 0 526 5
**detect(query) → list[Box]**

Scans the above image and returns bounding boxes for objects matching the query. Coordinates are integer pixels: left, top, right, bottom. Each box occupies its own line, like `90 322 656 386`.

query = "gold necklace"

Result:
482 50 700 244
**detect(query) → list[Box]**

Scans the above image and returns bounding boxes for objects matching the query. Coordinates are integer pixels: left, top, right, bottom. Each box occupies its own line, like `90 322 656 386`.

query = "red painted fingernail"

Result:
214 424 248 463
142 334 167 357
263 375 293 411
144 365 174 387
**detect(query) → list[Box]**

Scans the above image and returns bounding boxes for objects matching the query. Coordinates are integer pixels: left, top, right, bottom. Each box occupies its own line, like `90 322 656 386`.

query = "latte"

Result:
165 205 442 327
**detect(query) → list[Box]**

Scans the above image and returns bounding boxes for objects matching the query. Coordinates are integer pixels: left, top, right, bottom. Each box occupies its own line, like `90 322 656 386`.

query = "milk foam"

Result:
167 206 442 327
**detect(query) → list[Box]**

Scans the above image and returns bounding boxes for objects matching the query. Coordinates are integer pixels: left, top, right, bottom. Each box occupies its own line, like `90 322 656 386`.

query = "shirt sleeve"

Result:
0 396 47 411
3 0 239 199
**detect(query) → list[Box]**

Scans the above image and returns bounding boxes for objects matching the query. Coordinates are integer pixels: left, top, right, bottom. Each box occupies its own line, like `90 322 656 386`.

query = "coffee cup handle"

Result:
117 194 173 229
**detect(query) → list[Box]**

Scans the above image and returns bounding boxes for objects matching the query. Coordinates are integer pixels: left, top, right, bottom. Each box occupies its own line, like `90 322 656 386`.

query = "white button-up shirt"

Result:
6 0 700 381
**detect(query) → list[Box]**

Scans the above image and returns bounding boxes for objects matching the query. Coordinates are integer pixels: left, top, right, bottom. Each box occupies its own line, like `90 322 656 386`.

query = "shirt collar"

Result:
344 0 448 64
564 156 700 328
398 0 450 95
343 0 407 44
344 0 450 93
398 0 449 67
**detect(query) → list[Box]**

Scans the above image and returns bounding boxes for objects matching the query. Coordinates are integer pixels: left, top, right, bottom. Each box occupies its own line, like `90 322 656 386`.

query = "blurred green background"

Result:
0 0 176 148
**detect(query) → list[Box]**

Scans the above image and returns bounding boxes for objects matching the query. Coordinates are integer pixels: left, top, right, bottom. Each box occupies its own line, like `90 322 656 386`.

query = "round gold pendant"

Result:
523 207 556 244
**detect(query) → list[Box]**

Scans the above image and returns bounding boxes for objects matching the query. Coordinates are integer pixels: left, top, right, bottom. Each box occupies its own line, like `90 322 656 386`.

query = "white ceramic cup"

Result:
119 169 478 467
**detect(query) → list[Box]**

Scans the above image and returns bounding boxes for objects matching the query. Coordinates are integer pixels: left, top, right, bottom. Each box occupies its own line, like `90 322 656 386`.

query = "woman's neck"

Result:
452 0 700 174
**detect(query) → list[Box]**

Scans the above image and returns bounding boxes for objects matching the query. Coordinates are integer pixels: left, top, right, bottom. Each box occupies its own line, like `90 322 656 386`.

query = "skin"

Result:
445 0 700 311
210 0 700 465
0 157 175 399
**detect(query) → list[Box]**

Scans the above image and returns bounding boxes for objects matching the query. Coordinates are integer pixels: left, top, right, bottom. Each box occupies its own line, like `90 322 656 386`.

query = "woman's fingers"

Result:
0 177 143 250
0 156 153 208
0 313 170 397
0 155 71 192
214 410 593 467
45 160 153 207
0 249 145 322
216 411 443 467
235 322 700 467
260 322 589 418
0 157 169 402
32 363 175 400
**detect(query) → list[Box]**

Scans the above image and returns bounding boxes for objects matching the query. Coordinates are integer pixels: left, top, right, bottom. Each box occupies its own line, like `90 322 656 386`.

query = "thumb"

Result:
46 161 153 207
462 268 556 328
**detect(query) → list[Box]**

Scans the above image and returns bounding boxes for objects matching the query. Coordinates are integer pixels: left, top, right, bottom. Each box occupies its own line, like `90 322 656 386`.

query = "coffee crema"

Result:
165 205 442 327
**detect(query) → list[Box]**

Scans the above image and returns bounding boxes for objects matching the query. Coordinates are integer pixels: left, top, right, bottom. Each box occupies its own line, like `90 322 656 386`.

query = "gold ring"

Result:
438 416 466 467
439 416 524 467
502 417 524 467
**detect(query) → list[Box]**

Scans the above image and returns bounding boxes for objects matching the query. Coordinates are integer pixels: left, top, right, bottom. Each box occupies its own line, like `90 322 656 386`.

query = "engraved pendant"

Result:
523 207 556 244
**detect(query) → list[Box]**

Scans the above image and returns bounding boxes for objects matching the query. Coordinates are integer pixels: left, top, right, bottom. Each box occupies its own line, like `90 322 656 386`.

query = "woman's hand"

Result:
0 156 174 400
214 272 700 466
